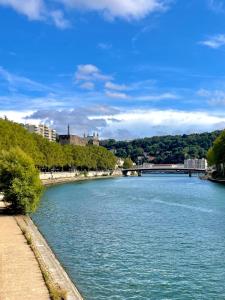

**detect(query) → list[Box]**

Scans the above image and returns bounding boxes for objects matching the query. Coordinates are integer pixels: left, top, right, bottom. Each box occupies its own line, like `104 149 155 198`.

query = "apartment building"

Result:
24 124 56 142
184 158 208 170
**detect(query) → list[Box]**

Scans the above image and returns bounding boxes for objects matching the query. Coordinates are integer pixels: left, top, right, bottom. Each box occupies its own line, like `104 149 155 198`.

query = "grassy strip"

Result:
20 226 67 300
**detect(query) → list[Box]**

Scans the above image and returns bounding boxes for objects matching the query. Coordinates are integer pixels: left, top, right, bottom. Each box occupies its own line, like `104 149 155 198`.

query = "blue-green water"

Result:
33 176 225 300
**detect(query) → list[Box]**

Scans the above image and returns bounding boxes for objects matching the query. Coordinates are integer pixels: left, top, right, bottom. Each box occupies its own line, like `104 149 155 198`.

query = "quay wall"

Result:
40 170 122 186
16 216 84 300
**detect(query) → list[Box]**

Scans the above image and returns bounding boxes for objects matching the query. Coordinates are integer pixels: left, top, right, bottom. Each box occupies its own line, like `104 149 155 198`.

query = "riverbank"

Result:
0 198 83 300
202 173 225 184
208 177 225 184
41 170 122 186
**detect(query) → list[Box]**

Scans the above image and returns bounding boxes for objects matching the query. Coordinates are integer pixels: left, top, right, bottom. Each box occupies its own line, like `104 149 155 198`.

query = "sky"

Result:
1 0 225 140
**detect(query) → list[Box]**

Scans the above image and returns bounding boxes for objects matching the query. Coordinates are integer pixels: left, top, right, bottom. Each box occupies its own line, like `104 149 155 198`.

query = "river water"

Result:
33 175 225 300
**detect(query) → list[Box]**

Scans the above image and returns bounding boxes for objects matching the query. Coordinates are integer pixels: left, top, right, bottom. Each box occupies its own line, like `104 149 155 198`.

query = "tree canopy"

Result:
0 119 116 170
207 130 225 177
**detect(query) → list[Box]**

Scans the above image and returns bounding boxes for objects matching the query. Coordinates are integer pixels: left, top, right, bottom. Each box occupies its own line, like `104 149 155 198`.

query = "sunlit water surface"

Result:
33 175 225 300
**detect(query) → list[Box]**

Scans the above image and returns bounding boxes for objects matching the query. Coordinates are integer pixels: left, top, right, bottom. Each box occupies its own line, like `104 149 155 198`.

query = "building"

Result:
115 158 125 168
58 125 99 147
24 124 56 142
184 158 208 170
85 133 100 146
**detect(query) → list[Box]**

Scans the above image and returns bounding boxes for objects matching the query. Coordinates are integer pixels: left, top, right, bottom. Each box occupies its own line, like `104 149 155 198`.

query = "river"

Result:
33 175 225 300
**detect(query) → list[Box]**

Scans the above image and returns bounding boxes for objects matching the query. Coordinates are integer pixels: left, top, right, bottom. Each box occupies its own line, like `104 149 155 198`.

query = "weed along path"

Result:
0 201 50 300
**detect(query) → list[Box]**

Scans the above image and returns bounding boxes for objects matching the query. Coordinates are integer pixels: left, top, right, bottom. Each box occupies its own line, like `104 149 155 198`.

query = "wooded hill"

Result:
0 119 116 171
101 131 221 164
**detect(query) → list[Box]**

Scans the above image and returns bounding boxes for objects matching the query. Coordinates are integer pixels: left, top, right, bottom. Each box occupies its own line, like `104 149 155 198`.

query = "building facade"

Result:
184 158 208 170
24 124 56 142
58 126 99 147
58 134 87 146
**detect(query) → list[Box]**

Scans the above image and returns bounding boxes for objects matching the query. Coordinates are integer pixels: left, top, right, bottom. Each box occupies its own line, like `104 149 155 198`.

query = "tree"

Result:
207 130 225 177
123 158 133 169
0 147 43 214
0 119 117 171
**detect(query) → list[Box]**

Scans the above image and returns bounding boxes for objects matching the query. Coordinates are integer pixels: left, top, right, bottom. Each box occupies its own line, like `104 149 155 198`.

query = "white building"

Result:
24 124 56 142
184 158 208 170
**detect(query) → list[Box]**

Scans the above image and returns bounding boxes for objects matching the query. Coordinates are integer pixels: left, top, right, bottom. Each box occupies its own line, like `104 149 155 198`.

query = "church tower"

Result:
67 124 70 136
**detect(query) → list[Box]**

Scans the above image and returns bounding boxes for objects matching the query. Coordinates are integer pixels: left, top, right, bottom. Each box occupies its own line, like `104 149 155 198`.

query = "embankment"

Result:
16 215 84 300
40 170 122 186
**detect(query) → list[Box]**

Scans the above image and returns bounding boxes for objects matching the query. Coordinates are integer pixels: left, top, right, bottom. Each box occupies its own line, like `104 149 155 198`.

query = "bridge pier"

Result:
189 170 192 177
138 171 142 177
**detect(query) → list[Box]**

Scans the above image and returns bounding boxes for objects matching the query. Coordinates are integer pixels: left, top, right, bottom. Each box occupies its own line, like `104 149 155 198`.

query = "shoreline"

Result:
16 214 84 300
42 173 122 186
208 177 225 184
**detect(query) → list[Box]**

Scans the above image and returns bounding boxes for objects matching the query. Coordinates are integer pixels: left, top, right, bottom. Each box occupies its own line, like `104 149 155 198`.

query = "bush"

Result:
0 147 43 214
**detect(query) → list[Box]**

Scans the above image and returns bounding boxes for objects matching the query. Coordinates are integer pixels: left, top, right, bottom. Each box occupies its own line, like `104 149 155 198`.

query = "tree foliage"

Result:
123 158 133 169
0 147 43 214
0 119 116 170
101 131 221 164
207 130 225 177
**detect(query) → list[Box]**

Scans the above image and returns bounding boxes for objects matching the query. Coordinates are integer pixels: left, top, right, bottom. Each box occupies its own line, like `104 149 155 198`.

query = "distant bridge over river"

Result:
122 164 207 177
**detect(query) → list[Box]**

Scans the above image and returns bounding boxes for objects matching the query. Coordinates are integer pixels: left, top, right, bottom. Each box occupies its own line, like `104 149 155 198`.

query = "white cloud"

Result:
0 0 169 28
137 92 179 101
200 34 225 49
208 0 225 13
2 107 225 139
80 81 95 90
105 90 129 99
198 88 225 105
0 66 50 92
75 64 113 83
99 109 225 139
50 10 71 29
59 0 166 20
105 81 128 91
0 0 45 20
0 0 69 28
0 110 35 123
98 43 112 50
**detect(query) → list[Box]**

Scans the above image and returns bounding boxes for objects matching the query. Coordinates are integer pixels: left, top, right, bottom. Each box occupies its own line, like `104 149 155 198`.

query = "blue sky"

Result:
1 0 225 139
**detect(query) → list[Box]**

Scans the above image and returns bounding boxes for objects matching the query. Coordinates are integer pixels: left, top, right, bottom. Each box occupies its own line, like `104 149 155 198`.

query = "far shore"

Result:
42 173 122 187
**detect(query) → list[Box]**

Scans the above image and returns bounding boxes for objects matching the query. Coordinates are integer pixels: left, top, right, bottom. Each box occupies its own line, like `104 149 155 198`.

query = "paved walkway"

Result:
0 201 50 300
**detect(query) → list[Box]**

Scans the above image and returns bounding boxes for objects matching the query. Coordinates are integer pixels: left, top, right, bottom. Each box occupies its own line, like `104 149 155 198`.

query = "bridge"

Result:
122 164 207 177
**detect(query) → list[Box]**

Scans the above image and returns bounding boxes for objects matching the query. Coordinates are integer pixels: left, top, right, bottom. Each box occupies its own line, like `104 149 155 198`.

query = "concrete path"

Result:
0 201 50 300
16 216 84 300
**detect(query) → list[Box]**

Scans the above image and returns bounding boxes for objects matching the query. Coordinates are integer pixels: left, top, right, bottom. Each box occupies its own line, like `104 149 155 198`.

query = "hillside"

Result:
100 131 221 164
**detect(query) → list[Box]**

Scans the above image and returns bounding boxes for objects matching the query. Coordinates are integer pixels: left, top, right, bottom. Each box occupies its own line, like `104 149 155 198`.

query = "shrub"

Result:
0 147 43 214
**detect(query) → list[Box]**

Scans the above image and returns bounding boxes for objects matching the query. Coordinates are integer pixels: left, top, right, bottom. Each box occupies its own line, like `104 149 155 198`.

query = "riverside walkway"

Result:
0 200 50 300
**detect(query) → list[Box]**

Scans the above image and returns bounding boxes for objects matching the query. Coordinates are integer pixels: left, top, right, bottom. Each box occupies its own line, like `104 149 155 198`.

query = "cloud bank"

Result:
9 107 225 140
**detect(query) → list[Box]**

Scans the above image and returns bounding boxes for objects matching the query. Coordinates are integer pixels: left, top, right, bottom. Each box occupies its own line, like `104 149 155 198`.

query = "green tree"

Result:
207 130 225 177
123 158 133 169
0 147 43 214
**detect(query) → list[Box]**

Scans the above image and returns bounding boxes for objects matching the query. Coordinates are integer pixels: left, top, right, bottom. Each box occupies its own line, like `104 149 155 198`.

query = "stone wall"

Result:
40 170 122 181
